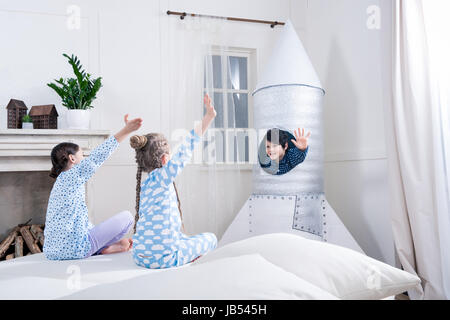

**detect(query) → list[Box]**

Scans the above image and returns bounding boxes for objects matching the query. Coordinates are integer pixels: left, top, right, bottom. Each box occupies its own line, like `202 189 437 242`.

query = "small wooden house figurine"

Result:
6 99 28 129
29 105 58 129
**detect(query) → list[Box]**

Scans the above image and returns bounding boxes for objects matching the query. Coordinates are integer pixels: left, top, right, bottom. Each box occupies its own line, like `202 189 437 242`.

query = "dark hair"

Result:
266 128 290 149
49 142 80 178
130 133 185 234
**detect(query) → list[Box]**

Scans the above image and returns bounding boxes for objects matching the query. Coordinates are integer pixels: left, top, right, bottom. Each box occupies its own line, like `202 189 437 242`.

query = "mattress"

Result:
0 251 338 300
0 252 159 299
0 236 398 300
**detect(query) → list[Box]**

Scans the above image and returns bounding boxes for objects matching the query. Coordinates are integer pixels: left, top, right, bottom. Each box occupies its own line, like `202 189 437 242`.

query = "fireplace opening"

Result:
0 221 45 260
0 171 53 260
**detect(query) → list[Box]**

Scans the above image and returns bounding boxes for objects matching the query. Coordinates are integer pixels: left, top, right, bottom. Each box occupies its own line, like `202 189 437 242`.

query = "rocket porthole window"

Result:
258 128 309 175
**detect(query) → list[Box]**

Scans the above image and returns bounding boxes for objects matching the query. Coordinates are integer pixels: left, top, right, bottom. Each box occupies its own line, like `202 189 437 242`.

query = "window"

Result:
203 48 254 165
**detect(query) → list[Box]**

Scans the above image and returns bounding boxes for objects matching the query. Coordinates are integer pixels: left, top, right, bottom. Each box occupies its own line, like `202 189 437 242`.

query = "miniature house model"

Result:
29 105 58 129
6 99 28 129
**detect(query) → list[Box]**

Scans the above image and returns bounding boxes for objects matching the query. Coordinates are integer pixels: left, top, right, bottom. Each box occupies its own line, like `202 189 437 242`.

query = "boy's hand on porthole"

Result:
291 128 311 151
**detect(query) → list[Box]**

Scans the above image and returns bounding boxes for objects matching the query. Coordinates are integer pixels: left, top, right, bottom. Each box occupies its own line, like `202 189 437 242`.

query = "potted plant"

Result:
47 53 102 129
22 114 33 129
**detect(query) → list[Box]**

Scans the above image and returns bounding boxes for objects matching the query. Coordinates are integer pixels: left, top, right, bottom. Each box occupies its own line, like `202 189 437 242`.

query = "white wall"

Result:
304 0 395 265
0 0 395 264
91 0 297 239
0 0 294 239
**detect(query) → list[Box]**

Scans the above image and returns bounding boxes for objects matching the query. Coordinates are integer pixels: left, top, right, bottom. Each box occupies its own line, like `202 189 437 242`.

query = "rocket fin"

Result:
322 199 365 254
218 199 252 247
219 195 364 255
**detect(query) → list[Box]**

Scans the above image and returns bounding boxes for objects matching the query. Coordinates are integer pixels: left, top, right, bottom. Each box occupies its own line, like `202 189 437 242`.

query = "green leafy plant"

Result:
47 53 102 110
22 114 32 123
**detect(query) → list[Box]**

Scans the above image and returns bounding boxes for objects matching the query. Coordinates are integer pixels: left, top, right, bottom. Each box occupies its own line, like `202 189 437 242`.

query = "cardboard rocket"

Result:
219 21 363 253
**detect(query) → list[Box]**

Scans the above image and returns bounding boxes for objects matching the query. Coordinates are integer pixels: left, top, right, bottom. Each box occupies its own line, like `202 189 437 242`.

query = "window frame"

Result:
202 47 255 168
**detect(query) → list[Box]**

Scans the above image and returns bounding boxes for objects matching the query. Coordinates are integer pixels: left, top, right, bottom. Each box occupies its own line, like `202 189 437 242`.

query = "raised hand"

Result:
114 114 143 143
124 114 143 133
195 94 217 136
204 93 217 118
291 128 311 151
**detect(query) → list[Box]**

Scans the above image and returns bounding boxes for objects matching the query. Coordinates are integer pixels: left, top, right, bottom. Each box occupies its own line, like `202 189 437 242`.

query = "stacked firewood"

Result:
0 221 45 261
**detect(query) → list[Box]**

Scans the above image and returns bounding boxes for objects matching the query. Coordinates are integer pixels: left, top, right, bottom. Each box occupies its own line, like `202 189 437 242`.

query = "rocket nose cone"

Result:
253 20 324 95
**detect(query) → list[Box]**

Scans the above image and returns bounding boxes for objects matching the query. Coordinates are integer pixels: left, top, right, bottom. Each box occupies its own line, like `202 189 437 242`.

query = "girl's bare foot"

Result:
100 238 133 255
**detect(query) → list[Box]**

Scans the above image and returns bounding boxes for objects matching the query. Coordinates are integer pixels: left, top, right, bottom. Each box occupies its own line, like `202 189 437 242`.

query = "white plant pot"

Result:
66 109 91 130
22 122 33 129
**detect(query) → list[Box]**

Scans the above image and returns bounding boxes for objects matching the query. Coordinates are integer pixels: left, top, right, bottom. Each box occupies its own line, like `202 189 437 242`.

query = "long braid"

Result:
131 133 184 235
172 181 186 233
133 166 143 233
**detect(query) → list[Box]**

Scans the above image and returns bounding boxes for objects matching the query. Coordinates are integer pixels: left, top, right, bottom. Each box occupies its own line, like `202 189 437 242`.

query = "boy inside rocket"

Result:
259 127 311 175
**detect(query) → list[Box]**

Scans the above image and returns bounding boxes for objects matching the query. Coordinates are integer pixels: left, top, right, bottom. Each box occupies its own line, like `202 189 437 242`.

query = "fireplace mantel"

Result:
0 129 112 233
0 129 111 172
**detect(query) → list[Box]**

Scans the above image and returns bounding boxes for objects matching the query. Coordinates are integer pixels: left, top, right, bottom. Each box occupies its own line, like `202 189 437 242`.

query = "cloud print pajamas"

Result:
132 129 217 269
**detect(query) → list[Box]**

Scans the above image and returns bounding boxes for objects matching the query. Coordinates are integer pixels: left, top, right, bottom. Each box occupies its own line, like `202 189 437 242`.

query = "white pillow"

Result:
195 233 421 300
63 254 338 300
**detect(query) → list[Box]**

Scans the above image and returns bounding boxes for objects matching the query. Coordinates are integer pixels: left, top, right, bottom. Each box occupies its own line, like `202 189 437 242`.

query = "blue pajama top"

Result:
43 136 119 260
132 129 200 268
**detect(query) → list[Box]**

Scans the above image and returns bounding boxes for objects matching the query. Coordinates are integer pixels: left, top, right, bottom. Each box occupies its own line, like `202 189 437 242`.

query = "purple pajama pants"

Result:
84 210 134 258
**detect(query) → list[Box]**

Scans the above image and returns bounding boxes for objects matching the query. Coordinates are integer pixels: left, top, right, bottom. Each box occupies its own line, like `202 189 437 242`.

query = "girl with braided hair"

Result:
130 94 217 269
43 115 142 260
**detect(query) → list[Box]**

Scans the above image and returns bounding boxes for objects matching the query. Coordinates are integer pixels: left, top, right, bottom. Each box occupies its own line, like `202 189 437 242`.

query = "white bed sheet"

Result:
0 251 337 300
0 252 176 299
61 254 338 300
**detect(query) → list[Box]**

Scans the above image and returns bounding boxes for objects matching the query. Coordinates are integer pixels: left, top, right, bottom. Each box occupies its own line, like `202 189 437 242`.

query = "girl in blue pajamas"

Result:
43 115 142 260
130 94 217 269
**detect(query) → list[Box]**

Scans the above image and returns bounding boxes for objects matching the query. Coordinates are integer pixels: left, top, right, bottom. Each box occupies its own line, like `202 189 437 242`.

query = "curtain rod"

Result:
166 10 285 28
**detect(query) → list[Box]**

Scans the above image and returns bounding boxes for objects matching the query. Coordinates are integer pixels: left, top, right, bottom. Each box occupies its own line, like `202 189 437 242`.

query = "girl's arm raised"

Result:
152 130 200 188
115 115 143 142
73 114 142 184
152 94 216 188
194 94 217 137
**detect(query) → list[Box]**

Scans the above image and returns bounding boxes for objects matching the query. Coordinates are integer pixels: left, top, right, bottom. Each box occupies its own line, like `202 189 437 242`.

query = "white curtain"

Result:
162 16 250 240
387 0 450 299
